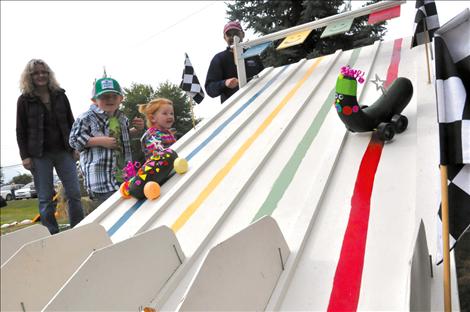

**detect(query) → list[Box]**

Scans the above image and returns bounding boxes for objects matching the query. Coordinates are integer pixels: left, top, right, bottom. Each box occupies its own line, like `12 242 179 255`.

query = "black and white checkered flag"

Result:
411 0 440 48
437 164 470 264
434 8 470 264
180 53 205 104
435 11 470 165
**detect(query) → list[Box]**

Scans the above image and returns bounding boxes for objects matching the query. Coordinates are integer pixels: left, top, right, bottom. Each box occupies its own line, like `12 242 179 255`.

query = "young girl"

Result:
122 98 187 200
138 98 176 158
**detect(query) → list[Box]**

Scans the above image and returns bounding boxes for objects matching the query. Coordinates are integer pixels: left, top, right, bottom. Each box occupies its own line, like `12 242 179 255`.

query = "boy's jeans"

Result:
32 151 84 234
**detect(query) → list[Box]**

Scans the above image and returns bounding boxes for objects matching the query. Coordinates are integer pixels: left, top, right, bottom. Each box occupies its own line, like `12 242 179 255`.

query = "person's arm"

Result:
16 96 30 161
63 93 75 129
205 55 228 98
69 117 118 151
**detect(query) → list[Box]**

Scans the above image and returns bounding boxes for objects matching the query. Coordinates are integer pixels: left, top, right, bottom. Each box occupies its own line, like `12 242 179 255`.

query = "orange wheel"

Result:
144 181 160 200
120 182 131 199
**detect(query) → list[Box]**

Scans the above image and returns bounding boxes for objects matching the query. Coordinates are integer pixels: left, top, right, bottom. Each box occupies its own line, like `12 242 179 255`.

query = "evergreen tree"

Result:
121 83 156 162
121 83 155 120
226 0 386 67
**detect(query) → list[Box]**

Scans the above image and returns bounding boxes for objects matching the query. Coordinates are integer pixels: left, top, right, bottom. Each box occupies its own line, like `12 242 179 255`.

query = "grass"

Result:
0 199 38 225
0 198 70 235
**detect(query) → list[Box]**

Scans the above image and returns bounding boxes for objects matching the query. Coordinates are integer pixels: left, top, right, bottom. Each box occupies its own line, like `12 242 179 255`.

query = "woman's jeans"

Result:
32 151 84 234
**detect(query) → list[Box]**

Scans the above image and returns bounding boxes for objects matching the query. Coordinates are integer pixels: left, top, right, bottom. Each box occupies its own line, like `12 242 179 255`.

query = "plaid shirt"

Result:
69 105 132 194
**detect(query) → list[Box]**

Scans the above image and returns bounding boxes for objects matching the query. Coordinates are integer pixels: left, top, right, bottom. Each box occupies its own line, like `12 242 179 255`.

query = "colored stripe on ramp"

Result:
327 38 403 311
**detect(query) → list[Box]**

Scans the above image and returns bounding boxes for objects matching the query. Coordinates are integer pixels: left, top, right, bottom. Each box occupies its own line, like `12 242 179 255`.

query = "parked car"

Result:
14 182 37 199
0 184 25 201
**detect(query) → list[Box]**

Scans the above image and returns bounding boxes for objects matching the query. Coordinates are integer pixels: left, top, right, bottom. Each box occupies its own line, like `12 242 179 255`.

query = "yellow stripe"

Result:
171 57 324 232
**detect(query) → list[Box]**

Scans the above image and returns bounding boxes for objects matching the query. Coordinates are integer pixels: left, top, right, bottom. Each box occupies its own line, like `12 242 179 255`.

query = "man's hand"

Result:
225 78 239 89
22 158 33 170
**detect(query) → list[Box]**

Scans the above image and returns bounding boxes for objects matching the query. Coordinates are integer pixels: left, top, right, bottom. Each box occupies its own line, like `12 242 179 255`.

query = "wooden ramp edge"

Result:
1 224 50 266
0 223 111 312
43 226 184 311
177 216 289 311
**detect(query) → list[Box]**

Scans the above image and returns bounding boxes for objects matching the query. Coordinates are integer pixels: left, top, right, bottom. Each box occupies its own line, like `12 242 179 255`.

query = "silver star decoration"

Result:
370 74 386 95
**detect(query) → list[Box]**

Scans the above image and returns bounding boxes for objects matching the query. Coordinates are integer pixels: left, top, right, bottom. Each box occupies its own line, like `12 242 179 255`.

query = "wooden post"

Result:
233 35 247 88
189 97 196 130
423 19 432 84
440 164 452 312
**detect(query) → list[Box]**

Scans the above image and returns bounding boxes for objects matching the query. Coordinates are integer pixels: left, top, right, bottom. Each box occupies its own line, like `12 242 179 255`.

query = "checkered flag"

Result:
411 0 440 48
180 53 205 104
434 9 470 264
437 165 470 264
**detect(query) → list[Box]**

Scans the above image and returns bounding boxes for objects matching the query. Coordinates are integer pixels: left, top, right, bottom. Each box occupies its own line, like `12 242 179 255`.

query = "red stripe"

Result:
385 38 403 88
327 38 403 311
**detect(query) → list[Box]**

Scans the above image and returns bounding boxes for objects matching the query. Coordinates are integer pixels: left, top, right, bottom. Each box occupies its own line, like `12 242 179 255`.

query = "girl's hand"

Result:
22 158 33 170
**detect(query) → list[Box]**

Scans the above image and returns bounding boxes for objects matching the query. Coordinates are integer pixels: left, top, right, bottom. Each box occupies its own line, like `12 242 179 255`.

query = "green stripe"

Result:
252 48 362 222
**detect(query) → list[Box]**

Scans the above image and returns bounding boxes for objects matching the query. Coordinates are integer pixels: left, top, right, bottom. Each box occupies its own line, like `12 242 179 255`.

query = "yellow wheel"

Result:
174 157 189 174
144 181 160 200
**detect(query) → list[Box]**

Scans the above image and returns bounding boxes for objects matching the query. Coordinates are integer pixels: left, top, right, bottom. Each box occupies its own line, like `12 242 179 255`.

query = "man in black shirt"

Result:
205 21 264 103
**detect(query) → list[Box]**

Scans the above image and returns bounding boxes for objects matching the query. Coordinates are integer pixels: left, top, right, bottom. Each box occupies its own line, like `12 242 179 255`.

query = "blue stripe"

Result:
107 65 289 236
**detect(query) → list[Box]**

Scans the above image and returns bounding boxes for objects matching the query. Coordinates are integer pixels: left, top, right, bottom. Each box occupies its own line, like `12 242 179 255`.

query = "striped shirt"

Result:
141 127 176 158
69 104 132 194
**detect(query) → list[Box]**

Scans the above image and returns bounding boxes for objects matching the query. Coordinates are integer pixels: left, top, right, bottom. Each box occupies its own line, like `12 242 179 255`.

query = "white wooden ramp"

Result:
43 226 184 311
0 223 110 312
1 32 464 310
0 224 50 266
178 216 289 311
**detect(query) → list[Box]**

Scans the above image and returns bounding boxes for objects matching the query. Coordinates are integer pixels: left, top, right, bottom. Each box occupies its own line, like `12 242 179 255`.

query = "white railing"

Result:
233 0 406 87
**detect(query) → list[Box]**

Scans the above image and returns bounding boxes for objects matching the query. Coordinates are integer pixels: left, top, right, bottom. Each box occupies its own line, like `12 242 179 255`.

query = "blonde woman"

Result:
16 59 84 234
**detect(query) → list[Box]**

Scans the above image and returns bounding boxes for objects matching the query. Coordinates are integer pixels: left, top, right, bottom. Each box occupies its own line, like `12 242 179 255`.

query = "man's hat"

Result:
223 21 243 34
93 77 122 99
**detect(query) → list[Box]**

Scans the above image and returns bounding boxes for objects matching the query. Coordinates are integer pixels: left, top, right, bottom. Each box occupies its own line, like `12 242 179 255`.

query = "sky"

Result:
1 0 469 174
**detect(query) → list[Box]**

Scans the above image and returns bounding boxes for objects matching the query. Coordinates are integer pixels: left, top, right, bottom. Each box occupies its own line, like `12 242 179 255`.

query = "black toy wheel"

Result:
391 114 408 134
377 122 395 141
6 194 12 201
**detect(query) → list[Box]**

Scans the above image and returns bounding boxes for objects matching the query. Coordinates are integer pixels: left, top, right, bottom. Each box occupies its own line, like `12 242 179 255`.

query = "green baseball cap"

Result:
93 77 122 99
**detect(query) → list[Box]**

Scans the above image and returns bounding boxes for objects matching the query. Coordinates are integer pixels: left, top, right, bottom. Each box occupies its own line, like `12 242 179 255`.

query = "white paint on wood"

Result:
43 226 184 311
178 216 289 311
1 224 50 266
0 223 111 312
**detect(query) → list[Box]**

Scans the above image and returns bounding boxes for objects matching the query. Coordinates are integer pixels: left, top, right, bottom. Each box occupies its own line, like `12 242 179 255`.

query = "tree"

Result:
12 173 32 185
120 81 201 162
226 0 386 67
121 83 156 162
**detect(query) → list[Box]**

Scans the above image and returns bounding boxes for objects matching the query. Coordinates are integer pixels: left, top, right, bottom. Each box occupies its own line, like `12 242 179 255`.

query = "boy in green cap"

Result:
70 77 144 206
